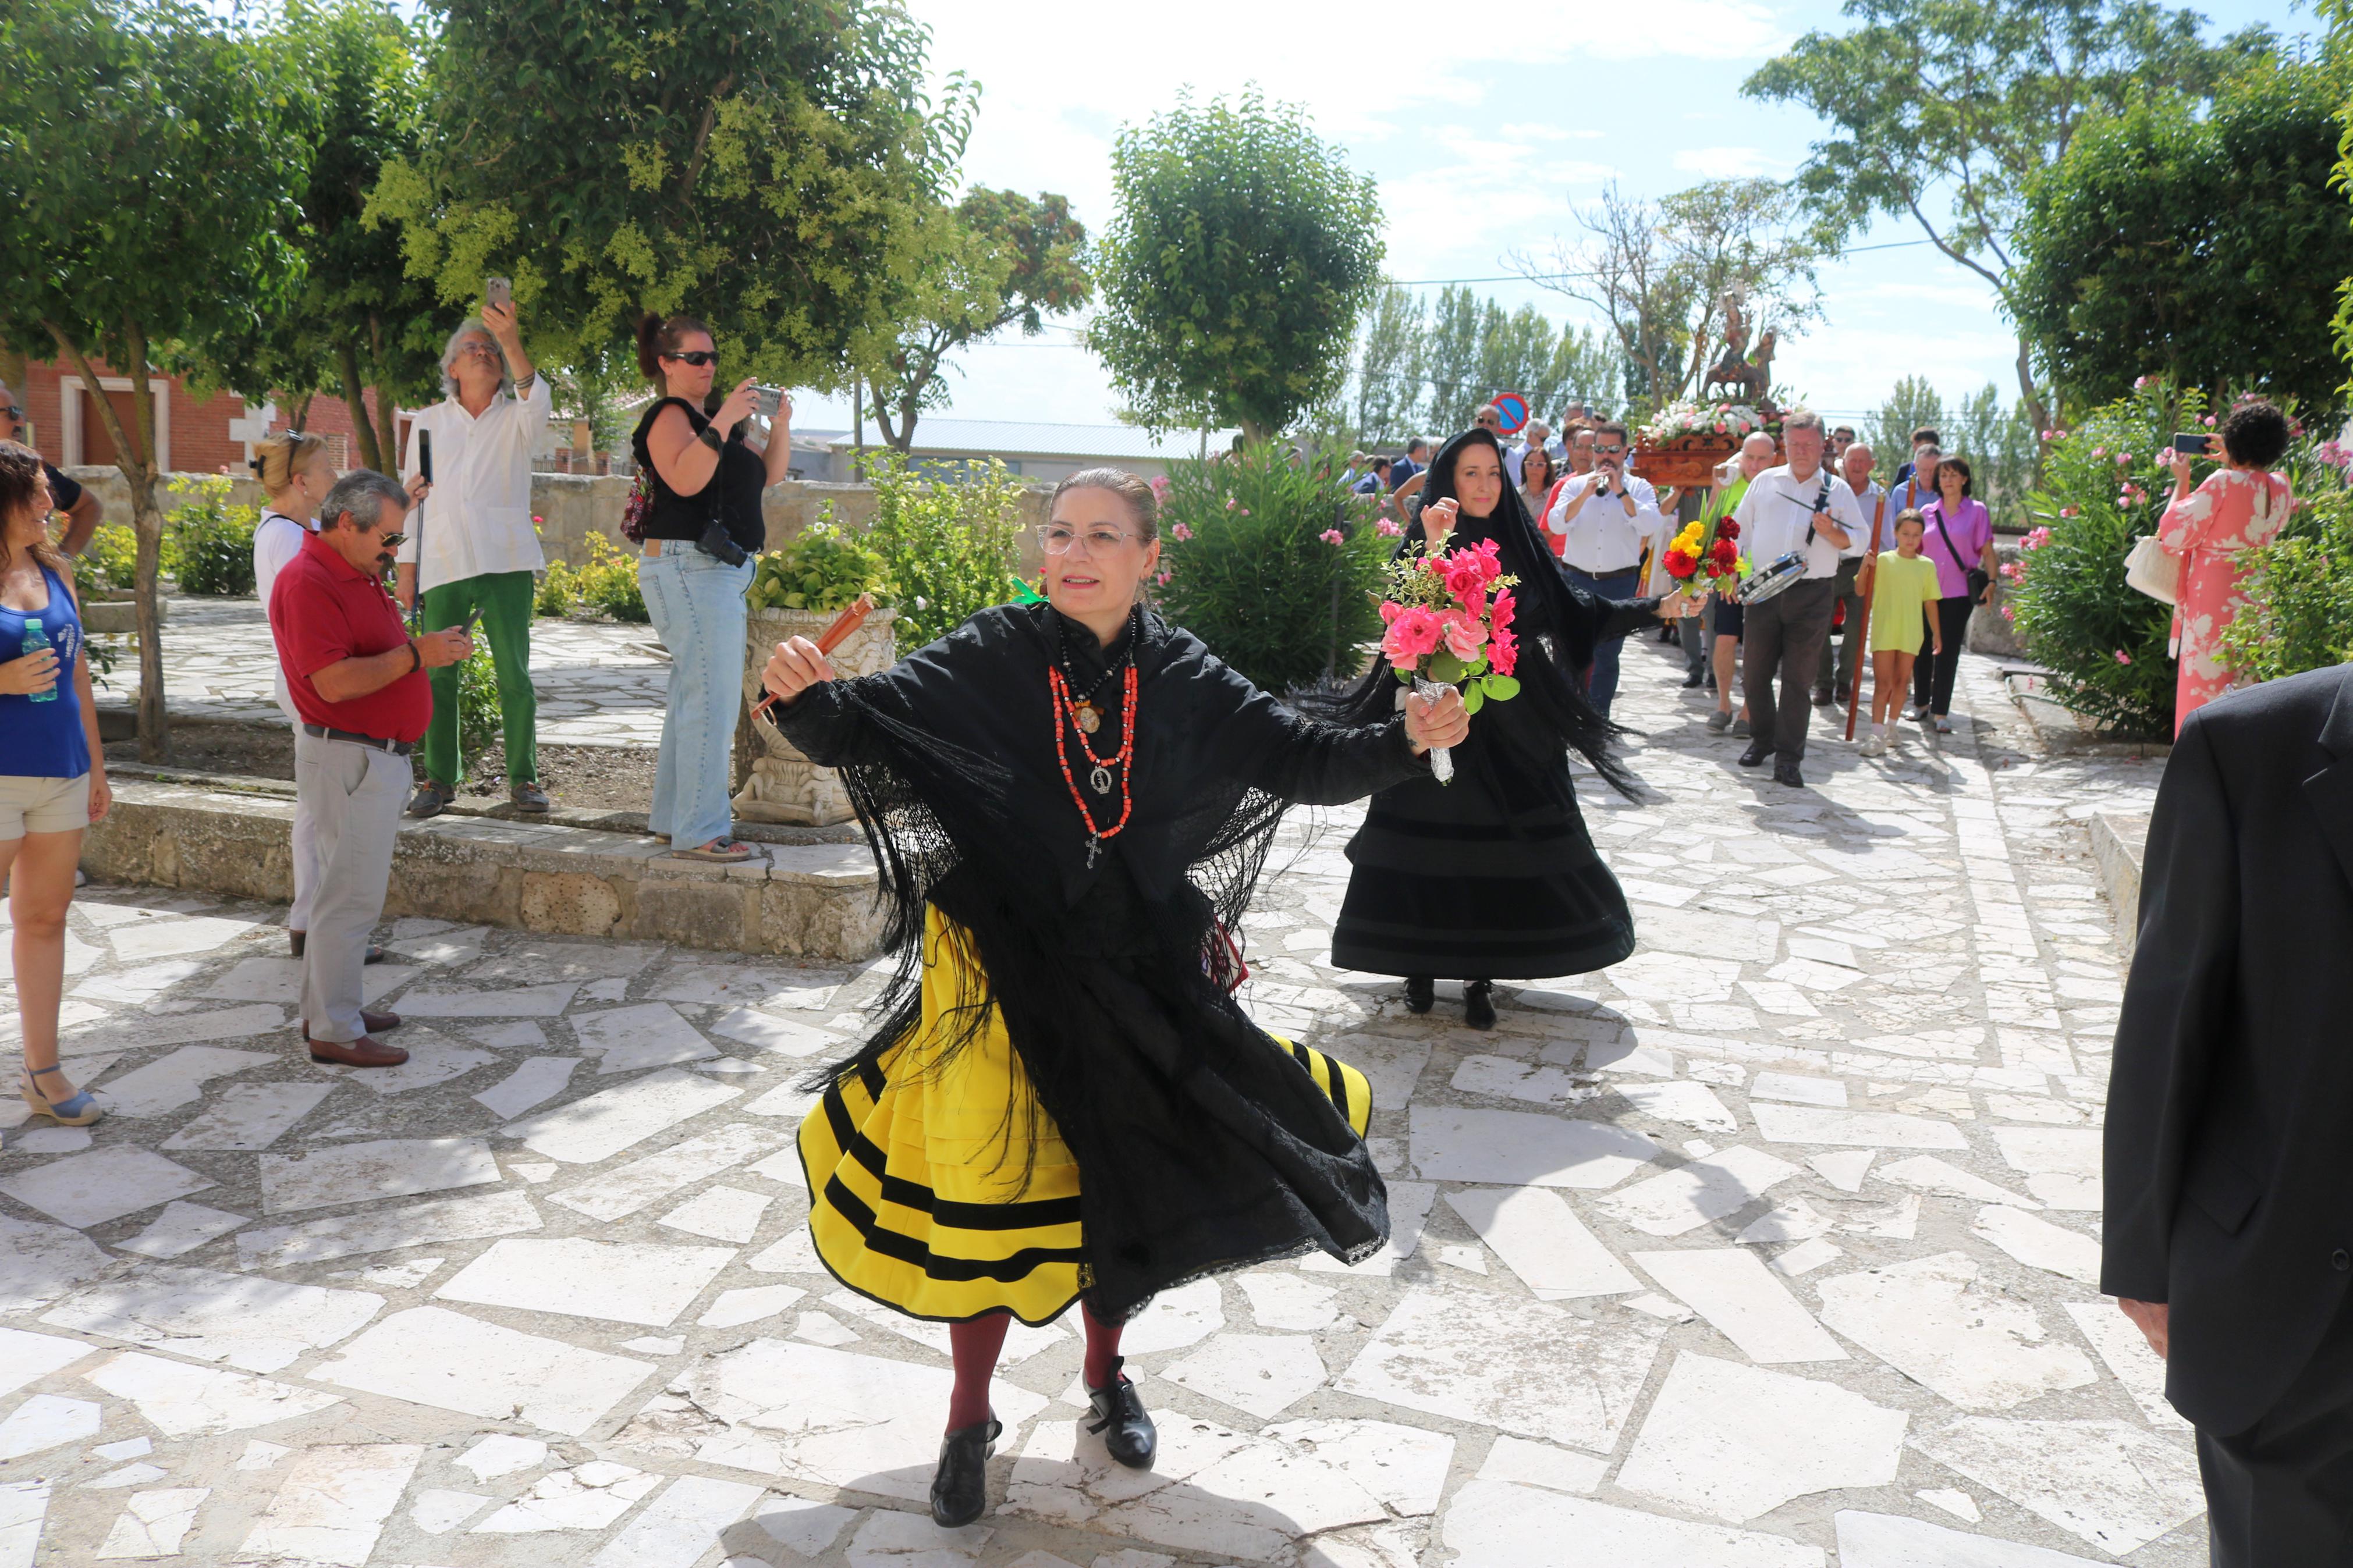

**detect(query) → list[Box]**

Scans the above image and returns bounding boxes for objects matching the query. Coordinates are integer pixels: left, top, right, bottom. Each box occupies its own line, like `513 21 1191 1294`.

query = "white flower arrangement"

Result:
1639 401 1765 445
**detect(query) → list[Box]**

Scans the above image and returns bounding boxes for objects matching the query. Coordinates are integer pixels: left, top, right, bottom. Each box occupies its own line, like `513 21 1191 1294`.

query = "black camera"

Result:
697 520 747 567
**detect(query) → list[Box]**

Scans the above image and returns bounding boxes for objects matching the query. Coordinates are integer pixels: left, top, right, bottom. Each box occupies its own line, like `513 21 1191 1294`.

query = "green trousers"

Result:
418 570 537 789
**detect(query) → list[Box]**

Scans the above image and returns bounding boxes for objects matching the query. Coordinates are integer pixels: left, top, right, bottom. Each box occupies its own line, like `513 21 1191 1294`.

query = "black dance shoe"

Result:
1737 740 1773 768
1086 1359 1158 1470
1773 759 1807 790
930 1414 1000 1528
1464 980 1496 1031
1404 975 1434 1014
1681 669 1706 688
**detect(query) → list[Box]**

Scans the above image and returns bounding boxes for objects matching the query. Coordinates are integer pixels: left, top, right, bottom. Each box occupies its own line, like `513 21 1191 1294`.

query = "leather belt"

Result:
1568 565 1641 581
302 723 413 756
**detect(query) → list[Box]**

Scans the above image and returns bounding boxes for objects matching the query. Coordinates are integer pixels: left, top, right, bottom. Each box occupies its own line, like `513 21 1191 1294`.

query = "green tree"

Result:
371 0 971 390
1745 0 2270 427
1351 285 1427 445
2012 58 2352 413
1866 376 1949 481
252 0 442 472
861 187 1091 452
0 0 309 757
1090 89 1384 444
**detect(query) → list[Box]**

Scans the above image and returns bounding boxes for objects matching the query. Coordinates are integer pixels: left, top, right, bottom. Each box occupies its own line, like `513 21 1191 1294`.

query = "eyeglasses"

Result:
1594 443 1626 455
663 351 719 367
0 405 20 420
376 532 406 550
455 341 502 360
1037 524 1138 556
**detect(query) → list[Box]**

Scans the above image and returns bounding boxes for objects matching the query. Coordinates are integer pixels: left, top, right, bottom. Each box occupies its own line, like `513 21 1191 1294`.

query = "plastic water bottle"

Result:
20 617 55 703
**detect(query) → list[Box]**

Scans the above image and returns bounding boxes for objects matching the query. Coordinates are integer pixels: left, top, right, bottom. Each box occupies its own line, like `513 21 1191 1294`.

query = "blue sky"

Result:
786 0 2316 436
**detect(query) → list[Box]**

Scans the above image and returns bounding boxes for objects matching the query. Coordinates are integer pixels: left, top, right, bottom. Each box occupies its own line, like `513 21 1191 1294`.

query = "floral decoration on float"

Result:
1633 400 1769 487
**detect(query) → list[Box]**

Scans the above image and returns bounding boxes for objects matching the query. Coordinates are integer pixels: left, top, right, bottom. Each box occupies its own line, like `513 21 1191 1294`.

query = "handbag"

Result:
1929 504 1992 601
2124 534 2181 605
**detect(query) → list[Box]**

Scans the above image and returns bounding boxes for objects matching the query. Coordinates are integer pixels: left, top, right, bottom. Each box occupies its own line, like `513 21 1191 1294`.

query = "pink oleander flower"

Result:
1225 496 1238 511
2024 526 2052 549
2059 507 2079 519
1155 570 1171 585
1149 475 1172 499
1376 518 1403 537
2114 649 2133 665
2092 446 2106 458
1237 507 1250 516
1319 528 1344 545
2203 415 2216 426
2001 604 2016 622
1171 521 1193 541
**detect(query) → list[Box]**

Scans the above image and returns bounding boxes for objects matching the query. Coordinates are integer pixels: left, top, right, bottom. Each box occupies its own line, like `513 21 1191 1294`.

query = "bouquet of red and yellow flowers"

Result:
1661 506 1745 603
1376 538 1521 783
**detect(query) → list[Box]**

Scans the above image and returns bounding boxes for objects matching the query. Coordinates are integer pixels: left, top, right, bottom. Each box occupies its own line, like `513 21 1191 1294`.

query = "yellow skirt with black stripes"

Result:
797 906 1373 1325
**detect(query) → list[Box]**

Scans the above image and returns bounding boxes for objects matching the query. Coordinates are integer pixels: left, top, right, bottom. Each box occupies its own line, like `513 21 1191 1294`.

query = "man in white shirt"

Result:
1815 440 1884 710
395 298 553 816
1543 420 1670 719
1731 409 1865 787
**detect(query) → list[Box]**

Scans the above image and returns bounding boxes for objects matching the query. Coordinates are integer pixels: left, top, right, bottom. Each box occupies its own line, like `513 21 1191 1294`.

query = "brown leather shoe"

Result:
308 1035 410 1068
299 1010 403 1037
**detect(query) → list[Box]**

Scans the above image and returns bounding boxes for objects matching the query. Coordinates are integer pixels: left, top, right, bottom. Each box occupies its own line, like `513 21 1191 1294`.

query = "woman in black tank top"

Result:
629 314 793 862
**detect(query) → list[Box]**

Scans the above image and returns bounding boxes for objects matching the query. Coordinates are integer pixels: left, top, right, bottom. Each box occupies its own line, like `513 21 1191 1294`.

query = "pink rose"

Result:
1440 611 1488 663
1490 589 1516 641
1381 607 1442 669
1488 627 1518 675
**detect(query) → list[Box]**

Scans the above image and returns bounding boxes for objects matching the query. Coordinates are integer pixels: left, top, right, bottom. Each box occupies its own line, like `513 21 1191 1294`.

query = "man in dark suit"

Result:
2103 662 2353 1565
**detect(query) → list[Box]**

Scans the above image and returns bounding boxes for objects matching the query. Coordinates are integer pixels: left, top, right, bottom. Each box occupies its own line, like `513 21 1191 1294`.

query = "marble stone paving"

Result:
101 598 670 749
1 633 2187 1567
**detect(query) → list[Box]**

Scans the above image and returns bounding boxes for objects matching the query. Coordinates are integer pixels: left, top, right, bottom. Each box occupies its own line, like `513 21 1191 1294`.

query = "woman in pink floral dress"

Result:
2157 400 2292 734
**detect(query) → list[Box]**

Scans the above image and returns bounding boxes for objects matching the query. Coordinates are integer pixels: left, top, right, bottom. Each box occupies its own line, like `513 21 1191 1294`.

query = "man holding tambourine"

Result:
1729 408 1869 789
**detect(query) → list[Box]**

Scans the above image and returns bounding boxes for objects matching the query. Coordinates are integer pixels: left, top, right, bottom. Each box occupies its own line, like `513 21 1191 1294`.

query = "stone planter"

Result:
733 604 897 826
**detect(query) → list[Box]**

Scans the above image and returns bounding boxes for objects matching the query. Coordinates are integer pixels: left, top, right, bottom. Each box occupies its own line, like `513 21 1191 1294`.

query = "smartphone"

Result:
417 429 434 483
754 385 783 421
2173 432 2211 455
485 276 512 312
458 605 482 638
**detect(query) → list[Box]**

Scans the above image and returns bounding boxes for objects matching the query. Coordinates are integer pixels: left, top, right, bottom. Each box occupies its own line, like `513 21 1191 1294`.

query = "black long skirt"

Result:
1329 767 1635 980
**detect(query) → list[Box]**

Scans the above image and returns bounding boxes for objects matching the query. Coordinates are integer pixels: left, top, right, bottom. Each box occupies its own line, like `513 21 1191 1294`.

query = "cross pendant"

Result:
1085 837 1102 869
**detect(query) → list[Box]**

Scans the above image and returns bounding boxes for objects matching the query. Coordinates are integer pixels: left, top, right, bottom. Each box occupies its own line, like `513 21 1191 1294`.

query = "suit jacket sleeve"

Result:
2101 712 2243 1302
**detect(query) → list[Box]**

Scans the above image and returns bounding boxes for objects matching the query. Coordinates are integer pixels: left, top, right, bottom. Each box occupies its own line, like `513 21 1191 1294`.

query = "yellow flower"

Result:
1673 521 1703 551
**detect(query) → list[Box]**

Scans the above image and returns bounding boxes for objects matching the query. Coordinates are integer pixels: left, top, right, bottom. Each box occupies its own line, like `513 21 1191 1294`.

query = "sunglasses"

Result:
663 351 719 367
376 532 406 550
0 406 20 419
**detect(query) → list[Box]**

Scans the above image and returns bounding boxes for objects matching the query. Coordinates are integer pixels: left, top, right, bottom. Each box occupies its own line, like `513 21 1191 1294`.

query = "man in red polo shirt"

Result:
272 471 472 1066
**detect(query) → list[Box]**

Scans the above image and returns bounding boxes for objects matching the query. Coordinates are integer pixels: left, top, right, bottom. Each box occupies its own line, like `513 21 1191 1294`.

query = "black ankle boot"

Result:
929 1414 1000 1527
1464 979 1497 1030
1404 975 1434 1014
1086 1357 1156 1469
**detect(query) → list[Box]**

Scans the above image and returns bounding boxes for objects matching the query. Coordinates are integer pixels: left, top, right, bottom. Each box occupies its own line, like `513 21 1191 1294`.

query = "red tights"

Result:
946 1304 1125 1430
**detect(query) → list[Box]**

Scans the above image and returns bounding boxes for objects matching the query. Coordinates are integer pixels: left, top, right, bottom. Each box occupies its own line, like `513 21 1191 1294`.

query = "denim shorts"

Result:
0 772 91 839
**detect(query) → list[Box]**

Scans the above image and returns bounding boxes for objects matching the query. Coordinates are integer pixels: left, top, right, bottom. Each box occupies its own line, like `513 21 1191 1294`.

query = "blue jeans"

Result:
1564 566 1642 716
638 542 754 849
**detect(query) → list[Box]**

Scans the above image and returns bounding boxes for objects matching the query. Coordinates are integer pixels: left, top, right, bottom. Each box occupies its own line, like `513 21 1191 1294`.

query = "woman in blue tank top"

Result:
0 440 110 1125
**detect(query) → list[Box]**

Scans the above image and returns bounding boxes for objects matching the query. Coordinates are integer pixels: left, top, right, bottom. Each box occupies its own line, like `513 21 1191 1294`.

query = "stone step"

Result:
81 777 884 962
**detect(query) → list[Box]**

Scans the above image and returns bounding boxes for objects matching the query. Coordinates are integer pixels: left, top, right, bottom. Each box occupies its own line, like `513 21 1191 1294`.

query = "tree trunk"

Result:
288 392 313 432
367 314 398 470
0 339 24 403
2014 333 2049 436
336 338 384 472
49 318 167 759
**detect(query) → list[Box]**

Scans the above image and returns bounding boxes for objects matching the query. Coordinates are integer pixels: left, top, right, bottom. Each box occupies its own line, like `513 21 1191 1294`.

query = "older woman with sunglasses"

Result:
630 314 792 862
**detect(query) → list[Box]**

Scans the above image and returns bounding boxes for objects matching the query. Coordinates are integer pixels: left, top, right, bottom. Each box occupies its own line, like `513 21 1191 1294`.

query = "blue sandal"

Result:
20 1064 104 1126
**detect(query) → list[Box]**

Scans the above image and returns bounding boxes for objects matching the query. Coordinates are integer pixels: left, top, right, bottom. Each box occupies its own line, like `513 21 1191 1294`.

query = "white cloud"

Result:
1670 145 1789 178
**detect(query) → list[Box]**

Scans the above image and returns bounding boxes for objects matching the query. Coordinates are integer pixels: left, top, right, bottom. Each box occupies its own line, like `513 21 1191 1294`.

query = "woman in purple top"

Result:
1913 456 1996 733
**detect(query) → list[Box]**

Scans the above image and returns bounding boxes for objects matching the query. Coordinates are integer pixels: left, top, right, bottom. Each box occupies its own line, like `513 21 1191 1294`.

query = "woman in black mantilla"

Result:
757 468 1468 1528
1325 426 1695 1029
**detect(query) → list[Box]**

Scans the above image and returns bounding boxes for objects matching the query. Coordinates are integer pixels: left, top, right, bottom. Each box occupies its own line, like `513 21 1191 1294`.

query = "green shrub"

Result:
456 641 502 779
1156 443 1393 692
535 560 577 617
74 524 141 596
746 521 889 614
2006 382 2189 739
857 452 1025 647
574 532 647 623
167 475 258 596
2219 458 2353 683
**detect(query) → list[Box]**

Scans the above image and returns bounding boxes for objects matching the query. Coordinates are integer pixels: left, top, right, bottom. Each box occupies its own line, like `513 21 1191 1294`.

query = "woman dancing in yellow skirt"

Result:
761 468 1466 1527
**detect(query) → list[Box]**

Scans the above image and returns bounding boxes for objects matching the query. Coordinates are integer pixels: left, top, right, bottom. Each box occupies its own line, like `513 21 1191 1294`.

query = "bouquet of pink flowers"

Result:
1376 537 1521 783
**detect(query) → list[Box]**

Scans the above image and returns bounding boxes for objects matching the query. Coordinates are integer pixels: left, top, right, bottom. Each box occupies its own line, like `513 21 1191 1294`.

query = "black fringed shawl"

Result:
774 601 1426 1320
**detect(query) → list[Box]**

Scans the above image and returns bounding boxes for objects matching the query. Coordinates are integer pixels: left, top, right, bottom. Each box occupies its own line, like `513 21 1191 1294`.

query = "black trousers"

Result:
1812 559 1865 703
1741 578 1835 762
2199 1292 2353 1565
1911 596 1974 714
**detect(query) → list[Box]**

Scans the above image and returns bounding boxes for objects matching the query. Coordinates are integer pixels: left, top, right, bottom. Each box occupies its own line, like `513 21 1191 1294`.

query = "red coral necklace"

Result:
1049 662 1138 869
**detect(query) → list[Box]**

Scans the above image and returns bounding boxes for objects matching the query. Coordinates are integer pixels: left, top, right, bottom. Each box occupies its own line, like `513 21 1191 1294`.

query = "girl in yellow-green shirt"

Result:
1862 510 1944 756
